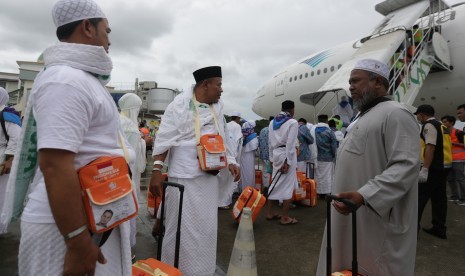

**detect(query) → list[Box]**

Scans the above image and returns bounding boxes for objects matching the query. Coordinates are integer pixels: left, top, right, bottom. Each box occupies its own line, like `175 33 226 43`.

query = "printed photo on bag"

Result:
96 209 113 231
89 193 137 232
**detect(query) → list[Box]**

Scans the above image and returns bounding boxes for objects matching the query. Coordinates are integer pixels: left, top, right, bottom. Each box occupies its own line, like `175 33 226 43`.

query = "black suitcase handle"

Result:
157 181 185 268
326 195 358 276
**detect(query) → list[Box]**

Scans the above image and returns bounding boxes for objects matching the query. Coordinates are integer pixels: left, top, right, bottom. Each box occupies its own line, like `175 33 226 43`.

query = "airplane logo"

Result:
301 50 335 68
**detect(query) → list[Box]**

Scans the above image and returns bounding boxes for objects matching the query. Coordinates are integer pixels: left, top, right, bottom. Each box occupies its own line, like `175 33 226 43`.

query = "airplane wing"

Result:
300 0 430 104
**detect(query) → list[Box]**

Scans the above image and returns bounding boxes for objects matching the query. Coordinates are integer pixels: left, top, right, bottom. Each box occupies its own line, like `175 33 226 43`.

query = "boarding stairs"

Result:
300 0 453 117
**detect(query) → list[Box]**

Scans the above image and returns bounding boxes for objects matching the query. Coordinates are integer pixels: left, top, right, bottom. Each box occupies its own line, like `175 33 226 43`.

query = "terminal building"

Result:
0 55 180 131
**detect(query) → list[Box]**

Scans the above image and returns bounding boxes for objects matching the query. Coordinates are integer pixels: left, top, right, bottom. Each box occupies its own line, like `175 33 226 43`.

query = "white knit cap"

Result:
52 0 106 28
231 111 241 117
353 58 389 81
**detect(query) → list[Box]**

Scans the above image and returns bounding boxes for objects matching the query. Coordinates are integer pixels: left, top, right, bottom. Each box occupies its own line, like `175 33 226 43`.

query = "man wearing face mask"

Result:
316 59 420 275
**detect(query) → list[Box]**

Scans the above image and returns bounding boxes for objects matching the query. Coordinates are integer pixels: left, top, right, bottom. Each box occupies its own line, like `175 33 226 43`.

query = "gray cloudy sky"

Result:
0 0 459 120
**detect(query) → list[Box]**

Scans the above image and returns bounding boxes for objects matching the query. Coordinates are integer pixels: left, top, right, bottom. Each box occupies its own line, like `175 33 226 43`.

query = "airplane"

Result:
252 0 465 124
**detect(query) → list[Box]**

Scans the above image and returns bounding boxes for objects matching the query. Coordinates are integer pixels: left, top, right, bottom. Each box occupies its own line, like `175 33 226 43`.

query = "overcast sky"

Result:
0 0 461 120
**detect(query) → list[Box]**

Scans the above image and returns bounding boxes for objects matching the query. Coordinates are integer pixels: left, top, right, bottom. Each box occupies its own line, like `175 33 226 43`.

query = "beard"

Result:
353 89 379 111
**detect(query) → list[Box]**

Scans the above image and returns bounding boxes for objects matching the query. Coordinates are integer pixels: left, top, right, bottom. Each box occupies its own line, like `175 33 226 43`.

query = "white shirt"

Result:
22 65 132 223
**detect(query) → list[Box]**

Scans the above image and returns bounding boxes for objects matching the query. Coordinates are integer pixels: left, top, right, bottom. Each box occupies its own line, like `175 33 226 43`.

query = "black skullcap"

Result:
281 100 295 110
193 66 222 83
414 104 435 116
318 114 329 121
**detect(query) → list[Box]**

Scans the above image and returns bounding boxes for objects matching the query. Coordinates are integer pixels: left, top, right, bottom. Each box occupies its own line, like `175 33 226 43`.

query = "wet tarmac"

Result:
1 172 465 275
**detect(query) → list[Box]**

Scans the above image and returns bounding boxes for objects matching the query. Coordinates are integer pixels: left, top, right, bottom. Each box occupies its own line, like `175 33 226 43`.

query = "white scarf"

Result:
44 42 113 85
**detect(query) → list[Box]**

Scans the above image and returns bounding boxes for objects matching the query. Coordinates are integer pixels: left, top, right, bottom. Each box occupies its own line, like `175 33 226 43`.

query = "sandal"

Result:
280 217 298 225
266 214 282 220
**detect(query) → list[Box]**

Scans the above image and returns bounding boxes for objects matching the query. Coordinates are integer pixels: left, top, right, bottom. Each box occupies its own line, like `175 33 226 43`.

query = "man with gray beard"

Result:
316 59 420 275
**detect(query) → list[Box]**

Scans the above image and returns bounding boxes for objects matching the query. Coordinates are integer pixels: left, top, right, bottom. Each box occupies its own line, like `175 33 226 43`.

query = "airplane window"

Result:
324 68 327 73
331 66 334 72
305 73 308 78
317 69 321 75
294 76 297 81
311 71 314 77
338 64 342 69
289 77 292 82
299 74 302 79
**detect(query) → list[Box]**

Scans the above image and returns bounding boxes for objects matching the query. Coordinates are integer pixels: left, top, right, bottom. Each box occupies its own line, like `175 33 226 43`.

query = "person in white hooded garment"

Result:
0 87 22 234
218 111 242 209
239 120 258 192
316 59 420 275
118 93 146 251
266 100 299 225
13 1 134 275
149 66 239 275
331 95 354 125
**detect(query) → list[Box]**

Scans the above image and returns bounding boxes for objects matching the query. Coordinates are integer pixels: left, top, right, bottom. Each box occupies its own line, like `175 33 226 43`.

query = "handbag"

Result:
77 132 138 233
193 95 227 172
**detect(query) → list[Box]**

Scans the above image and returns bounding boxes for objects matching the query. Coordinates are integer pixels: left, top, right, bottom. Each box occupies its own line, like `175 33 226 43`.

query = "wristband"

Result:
153 160 165 167
64 225 87 240
152 167 162 172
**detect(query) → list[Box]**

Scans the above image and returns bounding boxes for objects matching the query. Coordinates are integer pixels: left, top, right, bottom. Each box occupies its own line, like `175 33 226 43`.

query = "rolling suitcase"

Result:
300 162 317 207
133 181 184 276
326 195 364 276
293 171 307 201
231 185 266 223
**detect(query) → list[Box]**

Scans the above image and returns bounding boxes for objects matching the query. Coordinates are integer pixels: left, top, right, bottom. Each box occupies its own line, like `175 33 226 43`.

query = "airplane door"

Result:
274 72 287 96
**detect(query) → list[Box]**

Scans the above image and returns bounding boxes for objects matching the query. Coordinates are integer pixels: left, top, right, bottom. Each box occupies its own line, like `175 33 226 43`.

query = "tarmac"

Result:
1 165 465 275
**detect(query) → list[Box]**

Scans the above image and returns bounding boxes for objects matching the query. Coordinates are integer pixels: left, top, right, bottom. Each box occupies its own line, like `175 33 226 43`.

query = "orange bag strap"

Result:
192 94 221 145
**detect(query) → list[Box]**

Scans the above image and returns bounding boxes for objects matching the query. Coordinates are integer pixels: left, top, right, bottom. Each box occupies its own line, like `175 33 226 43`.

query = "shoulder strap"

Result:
0 110 9 141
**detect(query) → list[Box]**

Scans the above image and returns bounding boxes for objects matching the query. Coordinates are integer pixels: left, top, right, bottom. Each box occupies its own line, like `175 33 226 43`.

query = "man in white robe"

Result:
239 120 258 192
313 114 337 198
218 111 242 209
118 93 146 250
15 1 133 275
266 100 299 225
316 59 420 275
0 88 21 234
149 66 239 275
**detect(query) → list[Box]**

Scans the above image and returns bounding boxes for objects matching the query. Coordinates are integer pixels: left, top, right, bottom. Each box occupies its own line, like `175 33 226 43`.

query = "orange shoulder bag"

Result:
193 96 228 171
77 133 138 233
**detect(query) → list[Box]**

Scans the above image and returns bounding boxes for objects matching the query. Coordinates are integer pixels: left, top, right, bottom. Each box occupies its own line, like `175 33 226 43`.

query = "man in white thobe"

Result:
149 66 239 276
316 59 420 275
266 100 299 225
0 88 21 234
218 111 242 209
239 120 258 192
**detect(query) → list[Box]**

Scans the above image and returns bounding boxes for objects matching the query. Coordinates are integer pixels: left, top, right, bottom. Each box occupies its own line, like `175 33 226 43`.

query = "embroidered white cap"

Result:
231 111 241 117
52 0 106 28
353 58 389 81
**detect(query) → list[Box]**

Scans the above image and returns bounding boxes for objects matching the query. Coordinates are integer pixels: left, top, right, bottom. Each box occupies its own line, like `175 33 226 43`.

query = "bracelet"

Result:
152 167 162 172
64 225 87 240
153 160 165 167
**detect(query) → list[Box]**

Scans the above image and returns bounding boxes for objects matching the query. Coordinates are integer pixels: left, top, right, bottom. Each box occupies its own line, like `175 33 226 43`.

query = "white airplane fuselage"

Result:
252 3 465 122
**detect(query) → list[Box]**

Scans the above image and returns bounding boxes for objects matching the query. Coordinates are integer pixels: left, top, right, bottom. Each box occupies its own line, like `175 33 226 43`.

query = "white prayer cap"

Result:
52 0 106 28
247 120 256 128
231 111 241 117
353 58 389 81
